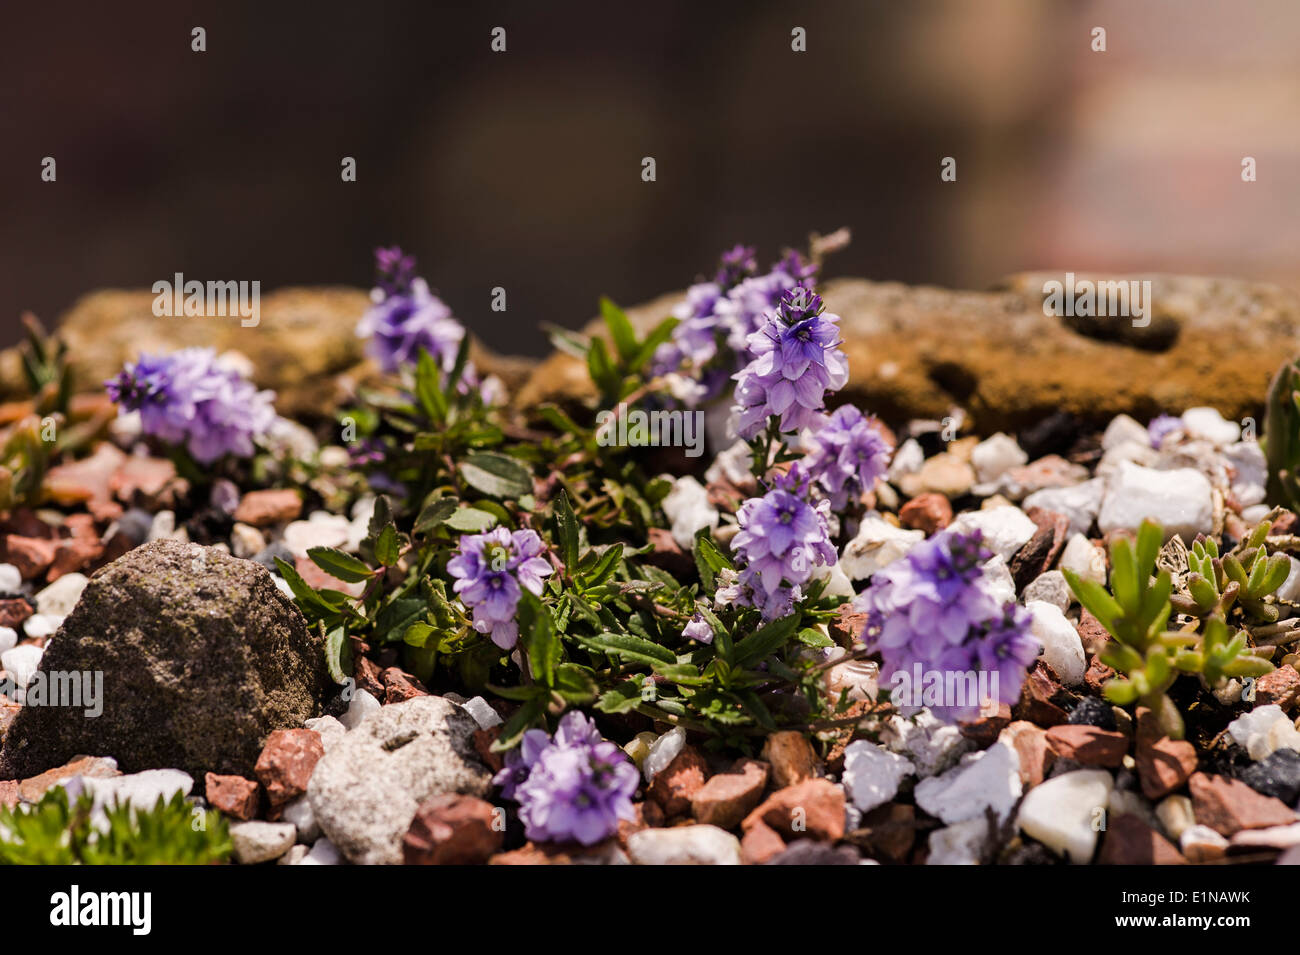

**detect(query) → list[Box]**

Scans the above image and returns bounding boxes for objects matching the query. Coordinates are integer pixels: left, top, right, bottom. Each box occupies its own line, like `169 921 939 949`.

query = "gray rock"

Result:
231 820 297 865
307 695 492 865
0 540 328 780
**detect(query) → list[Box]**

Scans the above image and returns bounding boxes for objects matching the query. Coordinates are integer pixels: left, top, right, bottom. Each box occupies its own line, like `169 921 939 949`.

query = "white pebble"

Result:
1058 534 1107 585
340 688 382 731
1022 571 1070 612
842 740 914 814
35 573 89 617
1181 407 1241 447
1101 414 1151 452
1 643 43 700
459 695 503 730
0 563 21 593
840 516 923 581
23 614 64 638
642 726 687 783
1025 600 1084 686
661 476 720 551
947 506 1036 561
970 433 1027 485
1098 461 1214 541
914 742 1022 825
1017 769 1113 862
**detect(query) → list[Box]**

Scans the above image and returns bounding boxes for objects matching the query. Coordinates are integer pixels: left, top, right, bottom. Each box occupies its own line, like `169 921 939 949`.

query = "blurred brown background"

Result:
1 0 1297 357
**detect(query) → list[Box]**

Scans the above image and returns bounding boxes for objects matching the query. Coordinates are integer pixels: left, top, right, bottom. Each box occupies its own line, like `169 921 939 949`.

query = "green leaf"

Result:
600 297 638 364
460 451 532 499
796 626 834 649
493 696 545 751
413 497 458 534
1062 569 1122 631
577 632 676 666
373 596 427 645
403 622 436 649
586 337 619 398
444 507 499 533
630 316 679 373
554 489 580 573
733 614 801 668
581 543 623 589
553 663 598 703
520 597 560 688
307 546 373 584
323 623 351 685
596 680 645 714
1110 537 1138 614
273 557 340 615
375 525 402 566
415 347 448 421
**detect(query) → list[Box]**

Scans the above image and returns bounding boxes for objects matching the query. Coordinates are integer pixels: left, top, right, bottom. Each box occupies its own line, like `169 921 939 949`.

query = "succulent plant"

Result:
1063 519 1274 739
0 788 232 865
1265 356 1300 510
1171 521 1291 622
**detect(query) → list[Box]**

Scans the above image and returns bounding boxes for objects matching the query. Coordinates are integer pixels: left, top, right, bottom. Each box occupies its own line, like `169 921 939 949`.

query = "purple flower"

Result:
447 528 553 649
374 246 417 296
682 612 714 644
1148 414 1182 449
106 348 276 464
859 529 1039 722
357 247 465 374
721 484 838 619
732 287 848 439
714 244 759 289
651 250 811 406
496 711 638 846
804 405 894 508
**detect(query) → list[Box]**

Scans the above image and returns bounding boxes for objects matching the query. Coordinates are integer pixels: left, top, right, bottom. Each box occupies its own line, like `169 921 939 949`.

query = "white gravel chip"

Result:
0 563 21 594
34 573 89 617
1098 461 1214 541
627 825 741 865
971 433 1027 484
231 821 298 865
840 516 923 581
1022 571 1071 612
661 476 720 551
340 688 383 731
947 506 1036 561
1022 478 1105 537
914 742 1022 825
842 740 915 814
1017 769 1113 863
1025 600 1084 686
459 695 504 730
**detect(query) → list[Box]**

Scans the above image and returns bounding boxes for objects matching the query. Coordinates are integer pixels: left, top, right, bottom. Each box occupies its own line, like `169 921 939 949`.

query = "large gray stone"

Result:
307 695 493 865
0 540 328 779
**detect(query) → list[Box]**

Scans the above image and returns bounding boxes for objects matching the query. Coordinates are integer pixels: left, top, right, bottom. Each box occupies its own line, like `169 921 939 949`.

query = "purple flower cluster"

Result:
447 528 553 649
804 405 894 508
105 348 276 464
357 267 464 374
651 249 815 406
732 287 848 439
858 529 1039 722
495 711 638 845
718 482 838 619
357 247 504 403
